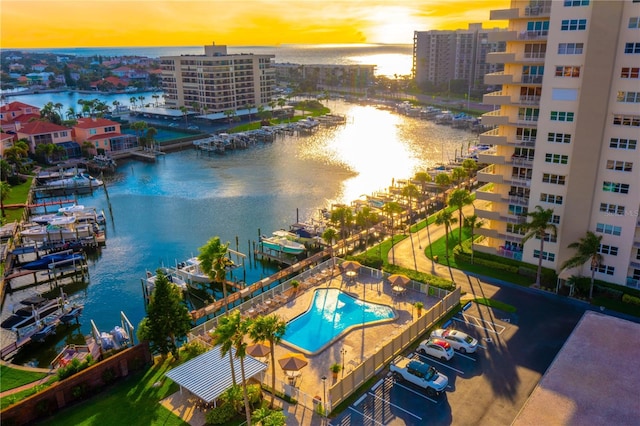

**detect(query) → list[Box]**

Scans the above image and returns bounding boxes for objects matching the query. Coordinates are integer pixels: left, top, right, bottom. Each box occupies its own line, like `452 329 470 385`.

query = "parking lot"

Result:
330 287 585 426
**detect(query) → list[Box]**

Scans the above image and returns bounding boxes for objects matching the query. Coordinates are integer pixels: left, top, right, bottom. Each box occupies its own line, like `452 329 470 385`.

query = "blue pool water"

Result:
282 288 395 354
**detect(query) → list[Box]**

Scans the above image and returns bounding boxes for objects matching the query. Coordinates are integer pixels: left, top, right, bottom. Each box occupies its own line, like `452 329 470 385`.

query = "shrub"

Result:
622 294 640 306
181 340 208 360
595 284 624 300
101 367 116 385
71 383 88 399
205 402 236 425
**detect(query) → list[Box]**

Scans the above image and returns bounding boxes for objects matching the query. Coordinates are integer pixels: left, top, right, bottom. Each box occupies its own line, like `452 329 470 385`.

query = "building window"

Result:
602 181 630 194
612 115 640 127
555 66 580 77
617 91 640 102
606 160 633 172
600 203 625 215
558 42 584 54
561 19 587 31
609 138 637 150
526 20 550 35
563 0 589 5
506 223 526 235
89 129 97 135
542 173 566 185
545 153 569 164
598 244 619 256
625 43 640 54
550 111 574 121
60 131 67 137
104 126 116 132
533 250 555 261
548 132 571 143
596 223 622 236
53 132 59 138
517 127 537 142
621 67 640 78
550 214 561 225
524 43 547 59
540 193 563 204
518 107 540 122
630 17 640 29
593 264 615 275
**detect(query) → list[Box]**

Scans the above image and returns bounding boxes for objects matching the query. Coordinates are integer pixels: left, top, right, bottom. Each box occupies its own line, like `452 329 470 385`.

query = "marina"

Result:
1 97 480 366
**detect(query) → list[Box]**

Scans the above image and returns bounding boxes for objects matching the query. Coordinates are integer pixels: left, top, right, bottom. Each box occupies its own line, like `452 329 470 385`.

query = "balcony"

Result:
490 8 519 20
516 31 548 41
477 165 504 185
497 247 523 261
483 90 513 106
508 194 530 206
478 148 506 165
476 207 501 221
480 128 508 146
520 75 543 85
484 71 514 85
487 52 516 65
476 185 503 203
476 227 499 239
488 31 518 43
517 95 541 106
481 110 510 126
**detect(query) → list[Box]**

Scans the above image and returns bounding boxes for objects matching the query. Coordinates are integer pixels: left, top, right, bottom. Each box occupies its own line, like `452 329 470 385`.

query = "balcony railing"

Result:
518 95 541 105
521 75 543 84
517 31 548 40
498 247 523 261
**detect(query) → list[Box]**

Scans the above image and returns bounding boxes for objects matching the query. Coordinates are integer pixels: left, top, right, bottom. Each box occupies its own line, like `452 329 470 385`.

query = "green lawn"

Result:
0 365 50 392
2 177 32 224
39 357 187 426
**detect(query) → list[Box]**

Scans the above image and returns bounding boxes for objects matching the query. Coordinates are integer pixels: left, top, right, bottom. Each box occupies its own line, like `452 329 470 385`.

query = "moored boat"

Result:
21 252 85 270
38 173 103 189
260 234 306 255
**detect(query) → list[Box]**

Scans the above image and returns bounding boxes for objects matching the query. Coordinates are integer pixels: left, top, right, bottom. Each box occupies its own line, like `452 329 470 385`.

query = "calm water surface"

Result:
7 99 476 366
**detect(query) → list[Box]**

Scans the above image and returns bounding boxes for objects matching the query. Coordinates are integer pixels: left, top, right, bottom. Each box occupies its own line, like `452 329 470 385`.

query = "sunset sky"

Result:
2 0 509 49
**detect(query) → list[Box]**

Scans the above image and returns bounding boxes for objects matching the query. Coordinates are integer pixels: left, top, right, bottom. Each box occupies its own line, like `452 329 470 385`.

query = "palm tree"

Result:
138 95 146 108
322 227 338 260
210 311 252 425
382 201 404 264
198 237 234 315
355 206 378 247
179 106 189 127
249 314 287 409
151 94 159 107
448 189 473 247
434 172 451 209
65 107 77 121
451 167 467 188
519 205 557 288
277 97 286 110
129 97 137 111
224 109 235 128
561 231 602 300
146 127 158 151
401 183 421 270
434 209 457 263
464 214 484 264
330 206 354 241
462 158 478 190
0 181 11 218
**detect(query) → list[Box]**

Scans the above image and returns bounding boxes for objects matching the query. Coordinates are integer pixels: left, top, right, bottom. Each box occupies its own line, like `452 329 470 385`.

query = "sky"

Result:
1 0 510 49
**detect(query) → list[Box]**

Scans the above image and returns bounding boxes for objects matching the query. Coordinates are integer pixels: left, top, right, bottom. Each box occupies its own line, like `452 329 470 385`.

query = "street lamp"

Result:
340 348 347 379
321 375 327 417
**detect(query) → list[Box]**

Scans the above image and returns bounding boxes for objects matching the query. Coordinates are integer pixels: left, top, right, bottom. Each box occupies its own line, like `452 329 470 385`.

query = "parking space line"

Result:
371 378 384 392
348 406 385 426
455 352 477 361
390 378 439 404
452 314 506 335
368 391 422 420
413 353 465 375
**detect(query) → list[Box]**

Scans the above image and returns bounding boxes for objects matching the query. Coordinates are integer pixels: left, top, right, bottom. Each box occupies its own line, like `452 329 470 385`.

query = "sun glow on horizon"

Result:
1 0 510 49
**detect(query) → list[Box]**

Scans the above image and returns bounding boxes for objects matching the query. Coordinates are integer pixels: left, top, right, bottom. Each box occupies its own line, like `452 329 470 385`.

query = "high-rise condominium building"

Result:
413 23 506 91
160 43 275 112
477 0 640 288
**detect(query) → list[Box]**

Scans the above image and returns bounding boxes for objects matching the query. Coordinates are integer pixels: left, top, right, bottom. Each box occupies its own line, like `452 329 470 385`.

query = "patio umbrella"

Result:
247 342 271 358
340 260 362 273
388 274 411 287
278 353 308 371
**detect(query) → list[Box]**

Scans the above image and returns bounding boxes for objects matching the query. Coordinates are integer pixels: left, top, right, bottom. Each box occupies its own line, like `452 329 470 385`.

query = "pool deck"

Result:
265 267 441 407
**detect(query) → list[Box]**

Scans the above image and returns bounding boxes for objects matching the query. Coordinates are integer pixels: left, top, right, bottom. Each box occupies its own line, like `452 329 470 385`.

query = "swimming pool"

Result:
281 288 396 355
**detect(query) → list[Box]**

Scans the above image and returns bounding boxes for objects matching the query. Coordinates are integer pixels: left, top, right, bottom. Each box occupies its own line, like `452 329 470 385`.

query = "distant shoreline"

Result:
2 88 154 98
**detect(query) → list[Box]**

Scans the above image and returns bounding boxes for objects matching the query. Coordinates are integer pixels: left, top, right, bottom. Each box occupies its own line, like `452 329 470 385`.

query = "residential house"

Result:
0 133 16 157
16 121 79 158
0 101 41 133
73 117 137 155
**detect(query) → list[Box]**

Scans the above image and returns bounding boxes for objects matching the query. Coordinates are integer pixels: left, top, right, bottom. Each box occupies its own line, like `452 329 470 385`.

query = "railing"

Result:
498 247 523 261
521 75 543 84
518 95 541 105
517 31 548 40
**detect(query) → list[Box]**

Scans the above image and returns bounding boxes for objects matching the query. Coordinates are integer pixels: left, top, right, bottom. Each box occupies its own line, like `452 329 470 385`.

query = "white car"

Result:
417 338 454 360
430 329 478 353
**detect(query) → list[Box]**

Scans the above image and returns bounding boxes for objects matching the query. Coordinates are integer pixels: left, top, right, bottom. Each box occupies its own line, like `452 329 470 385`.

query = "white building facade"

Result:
478 0 640 288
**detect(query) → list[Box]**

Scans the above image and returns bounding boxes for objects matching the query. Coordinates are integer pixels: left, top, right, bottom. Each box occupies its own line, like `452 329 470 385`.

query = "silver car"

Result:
430 329 478 353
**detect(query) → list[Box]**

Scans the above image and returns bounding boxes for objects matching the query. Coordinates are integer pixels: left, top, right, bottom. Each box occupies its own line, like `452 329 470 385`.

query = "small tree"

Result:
519 206 557 288
448 188 473 247
137 270 192 359
249 314 287 409
561 231 602 300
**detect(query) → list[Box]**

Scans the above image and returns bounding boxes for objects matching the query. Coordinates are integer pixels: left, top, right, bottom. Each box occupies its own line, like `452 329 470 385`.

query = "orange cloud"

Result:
1 0 510 48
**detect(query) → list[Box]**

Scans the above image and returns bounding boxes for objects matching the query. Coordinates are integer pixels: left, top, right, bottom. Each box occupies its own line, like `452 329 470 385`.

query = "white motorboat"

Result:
20 222 98 242
145 268 188 292
39 173 103 189
58 204 85 213
260 234 306 255
175 257 211 284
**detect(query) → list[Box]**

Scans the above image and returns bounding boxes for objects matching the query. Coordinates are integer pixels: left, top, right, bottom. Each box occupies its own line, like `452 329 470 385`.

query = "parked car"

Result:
430 329 478 353
168 123 179 128
187 125 199 130
390 355 448 396
417 338 454 360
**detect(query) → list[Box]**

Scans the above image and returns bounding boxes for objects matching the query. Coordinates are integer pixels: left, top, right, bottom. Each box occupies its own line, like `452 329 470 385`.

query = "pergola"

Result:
165 345 268 405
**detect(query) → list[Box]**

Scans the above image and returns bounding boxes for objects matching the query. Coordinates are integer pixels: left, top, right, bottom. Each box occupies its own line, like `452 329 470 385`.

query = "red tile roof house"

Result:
72 117 138 156
16 120 80 159
0 101 41 132
0 132 17 157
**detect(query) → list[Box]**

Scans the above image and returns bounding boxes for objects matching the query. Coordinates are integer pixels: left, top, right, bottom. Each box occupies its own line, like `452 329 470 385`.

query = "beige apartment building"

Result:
477 0 640 288
160 43 276 113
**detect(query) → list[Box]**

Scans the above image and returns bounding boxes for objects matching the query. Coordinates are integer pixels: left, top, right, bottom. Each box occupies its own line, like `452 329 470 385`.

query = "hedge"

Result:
622 294 640 306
